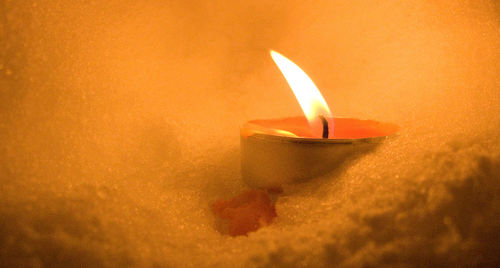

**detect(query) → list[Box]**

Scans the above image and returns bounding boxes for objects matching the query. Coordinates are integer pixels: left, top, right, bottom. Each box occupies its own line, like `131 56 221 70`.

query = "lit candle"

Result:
241 50 399 189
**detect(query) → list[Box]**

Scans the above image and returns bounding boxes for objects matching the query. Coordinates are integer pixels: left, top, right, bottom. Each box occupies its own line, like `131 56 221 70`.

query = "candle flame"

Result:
270 50 333 138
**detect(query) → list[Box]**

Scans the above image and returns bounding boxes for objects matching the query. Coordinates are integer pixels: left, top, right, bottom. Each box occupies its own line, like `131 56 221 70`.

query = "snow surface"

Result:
1 0 499 267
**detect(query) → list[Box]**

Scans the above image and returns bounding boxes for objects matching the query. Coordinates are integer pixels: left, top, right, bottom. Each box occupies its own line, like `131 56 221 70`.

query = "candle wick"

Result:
319 115 329 139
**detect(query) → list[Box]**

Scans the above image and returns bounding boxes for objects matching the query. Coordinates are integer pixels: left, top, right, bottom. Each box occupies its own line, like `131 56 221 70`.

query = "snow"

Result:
0 0 499 266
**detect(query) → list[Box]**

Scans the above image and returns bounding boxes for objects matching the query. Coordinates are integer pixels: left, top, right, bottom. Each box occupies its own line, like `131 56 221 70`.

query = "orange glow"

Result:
270 50 333 138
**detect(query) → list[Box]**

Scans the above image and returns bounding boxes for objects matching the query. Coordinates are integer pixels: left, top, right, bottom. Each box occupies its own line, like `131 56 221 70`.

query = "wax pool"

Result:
242 116 398 139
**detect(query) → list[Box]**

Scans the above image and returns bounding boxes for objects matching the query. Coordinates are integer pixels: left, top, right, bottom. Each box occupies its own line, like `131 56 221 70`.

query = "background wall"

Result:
1 1 499 266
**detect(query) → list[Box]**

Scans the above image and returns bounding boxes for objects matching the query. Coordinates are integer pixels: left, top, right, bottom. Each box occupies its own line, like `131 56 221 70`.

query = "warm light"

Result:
270 50 333 138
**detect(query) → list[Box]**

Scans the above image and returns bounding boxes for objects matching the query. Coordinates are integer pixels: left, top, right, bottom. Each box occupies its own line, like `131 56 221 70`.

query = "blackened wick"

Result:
319 115 329 139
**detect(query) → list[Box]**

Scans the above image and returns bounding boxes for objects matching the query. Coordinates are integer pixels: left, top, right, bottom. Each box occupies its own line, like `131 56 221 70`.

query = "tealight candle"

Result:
241 51 398 189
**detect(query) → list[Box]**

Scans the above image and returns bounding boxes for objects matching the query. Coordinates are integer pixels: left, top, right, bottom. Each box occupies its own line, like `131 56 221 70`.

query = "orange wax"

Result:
241 116 399 139
212 189 277 236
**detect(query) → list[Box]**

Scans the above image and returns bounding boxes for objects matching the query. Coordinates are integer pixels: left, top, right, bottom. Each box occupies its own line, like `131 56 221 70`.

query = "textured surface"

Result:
0 0 499 267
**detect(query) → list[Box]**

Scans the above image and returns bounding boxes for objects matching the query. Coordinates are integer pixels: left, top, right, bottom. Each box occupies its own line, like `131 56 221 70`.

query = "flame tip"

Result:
269 50 280 59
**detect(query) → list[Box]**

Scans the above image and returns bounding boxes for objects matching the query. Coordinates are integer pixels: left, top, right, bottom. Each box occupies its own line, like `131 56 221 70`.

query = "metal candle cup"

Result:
241 116 398 189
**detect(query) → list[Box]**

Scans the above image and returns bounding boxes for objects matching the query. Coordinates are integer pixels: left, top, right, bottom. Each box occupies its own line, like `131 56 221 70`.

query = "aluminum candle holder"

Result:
241 117 397 189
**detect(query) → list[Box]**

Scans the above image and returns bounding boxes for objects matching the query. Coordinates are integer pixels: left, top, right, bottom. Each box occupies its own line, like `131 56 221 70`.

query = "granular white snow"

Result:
0 0 499 267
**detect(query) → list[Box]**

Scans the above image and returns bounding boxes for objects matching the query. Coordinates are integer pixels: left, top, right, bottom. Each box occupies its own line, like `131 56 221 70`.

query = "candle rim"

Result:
241 116 399 141
244 132 387 144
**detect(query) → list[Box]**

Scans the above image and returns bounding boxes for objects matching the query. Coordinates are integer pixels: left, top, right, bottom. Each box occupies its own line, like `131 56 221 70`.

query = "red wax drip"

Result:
212 189 277 236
